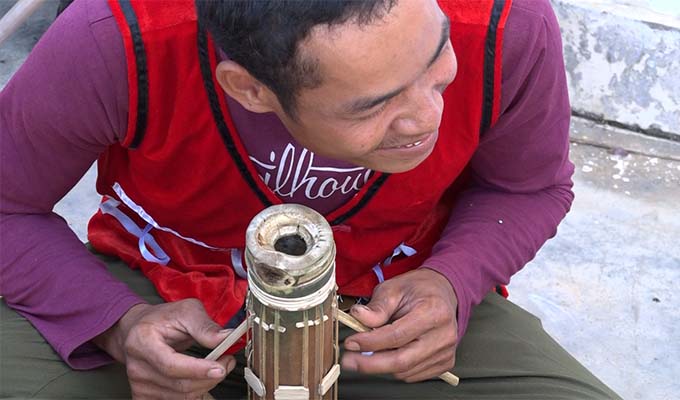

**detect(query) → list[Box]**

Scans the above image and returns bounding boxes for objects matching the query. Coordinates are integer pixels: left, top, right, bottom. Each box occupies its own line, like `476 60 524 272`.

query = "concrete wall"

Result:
552 0 680 141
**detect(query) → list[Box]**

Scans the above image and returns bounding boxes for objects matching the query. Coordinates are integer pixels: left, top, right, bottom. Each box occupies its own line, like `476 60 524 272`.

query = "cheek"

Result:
363 117 399 151
294 123 383 159
327 117 392 155
286 112 390 159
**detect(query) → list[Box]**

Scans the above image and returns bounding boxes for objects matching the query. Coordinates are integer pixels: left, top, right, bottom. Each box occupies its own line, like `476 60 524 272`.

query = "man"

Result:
0 0 620 398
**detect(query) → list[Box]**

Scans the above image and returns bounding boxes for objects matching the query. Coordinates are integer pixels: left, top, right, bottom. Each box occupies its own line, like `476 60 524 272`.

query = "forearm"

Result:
0 0 138 369
422 0 574 340
0 212 144 369
422 178 573 338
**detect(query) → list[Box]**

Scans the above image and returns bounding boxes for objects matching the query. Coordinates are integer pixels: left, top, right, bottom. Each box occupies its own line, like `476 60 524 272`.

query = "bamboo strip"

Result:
337 309 460 387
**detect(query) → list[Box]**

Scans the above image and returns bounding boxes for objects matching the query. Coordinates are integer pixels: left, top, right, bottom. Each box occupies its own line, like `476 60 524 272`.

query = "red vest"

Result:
90 0 512 328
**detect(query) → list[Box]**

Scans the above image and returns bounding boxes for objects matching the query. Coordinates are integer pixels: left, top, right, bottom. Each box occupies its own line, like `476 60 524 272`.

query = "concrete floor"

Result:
2 3 679 399
510 119 680 400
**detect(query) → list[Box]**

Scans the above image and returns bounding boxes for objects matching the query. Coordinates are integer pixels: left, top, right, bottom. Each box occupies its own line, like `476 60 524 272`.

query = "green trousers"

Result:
1 252 621 399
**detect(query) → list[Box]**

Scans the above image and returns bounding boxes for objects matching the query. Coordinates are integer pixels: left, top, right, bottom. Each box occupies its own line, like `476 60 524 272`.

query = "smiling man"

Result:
0 0 620 399
230 0 455 174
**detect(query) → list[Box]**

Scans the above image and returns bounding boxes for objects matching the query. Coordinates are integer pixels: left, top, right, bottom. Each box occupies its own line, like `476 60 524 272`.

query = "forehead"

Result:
298 0 445 111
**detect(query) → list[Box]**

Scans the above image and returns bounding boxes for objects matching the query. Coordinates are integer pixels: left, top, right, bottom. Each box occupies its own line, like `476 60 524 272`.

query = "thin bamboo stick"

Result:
337 309 460 386
204 319 248 361
202 320 248 400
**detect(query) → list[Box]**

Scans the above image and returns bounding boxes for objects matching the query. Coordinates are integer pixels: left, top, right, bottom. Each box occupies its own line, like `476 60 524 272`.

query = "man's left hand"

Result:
341 268 458 382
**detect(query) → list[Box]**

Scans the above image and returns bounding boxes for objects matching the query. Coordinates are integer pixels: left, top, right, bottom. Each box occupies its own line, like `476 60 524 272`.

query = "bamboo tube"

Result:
201 309 460 400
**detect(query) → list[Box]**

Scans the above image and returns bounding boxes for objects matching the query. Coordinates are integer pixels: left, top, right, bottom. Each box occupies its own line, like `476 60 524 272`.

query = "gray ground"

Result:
2 2 679 399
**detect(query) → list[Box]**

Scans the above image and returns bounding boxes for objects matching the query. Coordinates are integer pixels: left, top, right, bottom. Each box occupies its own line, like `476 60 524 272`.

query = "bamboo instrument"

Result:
201 306 460 400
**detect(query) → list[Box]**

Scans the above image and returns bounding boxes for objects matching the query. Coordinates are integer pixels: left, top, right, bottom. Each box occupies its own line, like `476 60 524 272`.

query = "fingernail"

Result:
351 304 369 314
344 341 360 351
227 358 237 372
207 367 225 378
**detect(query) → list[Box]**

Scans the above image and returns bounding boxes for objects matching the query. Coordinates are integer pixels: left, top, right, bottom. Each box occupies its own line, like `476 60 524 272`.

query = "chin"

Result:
370 156 430 174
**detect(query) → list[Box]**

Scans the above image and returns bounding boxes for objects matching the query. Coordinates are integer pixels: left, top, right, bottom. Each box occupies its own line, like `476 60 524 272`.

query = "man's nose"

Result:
391 86 443 136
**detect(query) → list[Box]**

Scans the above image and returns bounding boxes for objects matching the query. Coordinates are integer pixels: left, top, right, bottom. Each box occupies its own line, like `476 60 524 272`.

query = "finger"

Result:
130 380 208 400
176 299 232 350
393 347 456 383
125 324 229 381
344 309 435 353
149 343 230 380
130 380 168 400
171 337 198 352
344 328 455 376
131 357 235 394
342 337 434 375
349 287 401 329
397 363 452 383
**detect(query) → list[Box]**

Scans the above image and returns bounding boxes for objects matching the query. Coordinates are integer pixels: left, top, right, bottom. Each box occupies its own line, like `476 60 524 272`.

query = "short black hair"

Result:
196 0 396 119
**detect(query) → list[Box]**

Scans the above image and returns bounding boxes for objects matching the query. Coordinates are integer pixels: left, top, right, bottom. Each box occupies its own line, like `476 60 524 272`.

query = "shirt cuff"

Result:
58 294 146 370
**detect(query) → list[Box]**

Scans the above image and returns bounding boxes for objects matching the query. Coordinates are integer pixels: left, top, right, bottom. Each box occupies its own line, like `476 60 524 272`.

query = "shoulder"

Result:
500 0 565 111
54 0 124 68
506 0 559 27
45 0 125 79
0 0 129 147
85 0 116 25
53 0 128 142
56 0 118 33
504 0 561 55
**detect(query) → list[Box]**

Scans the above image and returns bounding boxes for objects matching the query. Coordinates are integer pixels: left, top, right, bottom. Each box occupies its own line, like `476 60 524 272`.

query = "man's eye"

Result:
357 102 388 121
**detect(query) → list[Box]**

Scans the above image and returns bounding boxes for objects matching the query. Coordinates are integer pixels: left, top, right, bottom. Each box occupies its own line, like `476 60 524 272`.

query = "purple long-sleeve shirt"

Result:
0 0 573 370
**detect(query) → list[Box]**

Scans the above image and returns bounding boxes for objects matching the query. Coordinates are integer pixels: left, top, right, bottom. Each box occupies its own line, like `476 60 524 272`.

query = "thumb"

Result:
182 302 230 349
350 293 399 329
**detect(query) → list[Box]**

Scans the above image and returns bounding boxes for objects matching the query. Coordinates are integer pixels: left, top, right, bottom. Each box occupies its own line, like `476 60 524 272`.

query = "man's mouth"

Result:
382 138 428 150
399 140 424 149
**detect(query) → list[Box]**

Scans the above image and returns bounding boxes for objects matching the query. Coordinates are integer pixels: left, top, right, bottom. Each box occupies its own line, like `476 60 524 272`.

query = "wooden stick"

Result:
204 319 248 361
337 309 460 387
201 320 249 400
0 0 46 45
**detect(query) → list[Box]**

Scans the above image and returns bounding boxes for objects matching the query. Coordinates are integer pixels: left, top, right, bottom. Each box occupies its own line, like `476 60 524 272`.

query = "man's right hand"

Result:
93 299 235 399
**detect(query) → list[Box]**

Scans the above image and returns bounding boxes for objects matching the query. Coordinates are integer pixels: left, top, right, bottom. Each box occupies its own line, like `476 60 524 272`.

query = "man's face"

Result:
273 0 457 173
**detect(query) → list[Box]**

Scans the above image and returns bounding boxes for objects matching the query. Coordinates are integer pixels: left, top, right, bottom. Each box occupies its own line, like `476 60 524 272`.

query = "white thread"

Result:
244 368 266 397
251 314 287 332
372 264 385 283
231 248 247 279
294 315 329 329
112 182 227 250
249 270 336 312
99 198 170 265
384 242 417 266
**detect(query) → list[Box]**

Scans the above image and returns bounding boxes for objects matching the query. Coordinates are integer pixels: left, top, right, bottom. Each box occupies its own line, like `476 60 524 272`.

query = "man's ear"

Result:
215 60 278 113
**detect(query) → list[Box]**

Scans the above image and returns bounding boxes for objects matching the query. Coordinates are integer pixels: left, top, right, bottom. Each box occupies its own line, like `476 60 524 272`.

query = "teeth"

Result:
403 140 423 148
